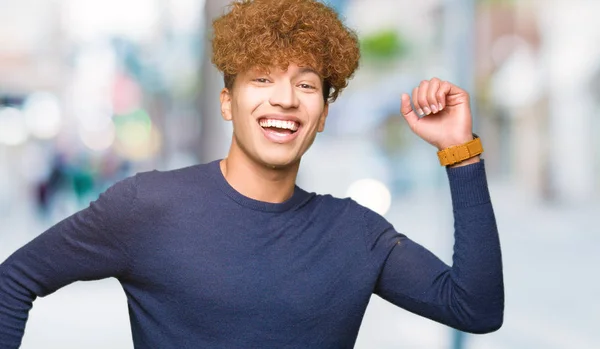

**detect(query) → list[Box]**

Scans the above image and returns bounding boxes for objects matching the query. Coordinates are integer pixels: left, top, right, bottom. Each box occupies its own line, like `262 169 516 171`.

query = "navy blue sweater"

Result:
0 160 503 348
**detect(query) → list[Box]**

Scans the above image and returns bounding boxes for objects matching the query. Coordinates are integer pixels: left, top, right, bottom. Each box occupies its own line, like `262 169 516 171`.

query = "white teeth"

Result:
259 119 299 131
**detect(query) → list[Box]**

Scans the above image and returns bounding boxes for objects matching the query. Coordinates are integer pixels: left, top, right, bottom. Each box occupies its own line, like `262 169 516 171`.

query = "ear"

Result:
220 88 232 121
317 103 329 133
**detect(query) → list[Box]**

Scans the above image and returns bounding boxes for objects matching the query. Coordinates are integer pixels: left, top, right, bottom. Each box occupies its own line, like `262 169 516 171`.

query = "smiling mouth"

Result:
258 118 300 135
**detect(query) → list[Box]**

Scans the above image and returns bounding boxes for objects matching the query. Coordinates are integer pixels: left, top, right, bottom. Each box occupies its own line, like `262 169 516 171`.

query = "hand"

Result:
400 78 474 151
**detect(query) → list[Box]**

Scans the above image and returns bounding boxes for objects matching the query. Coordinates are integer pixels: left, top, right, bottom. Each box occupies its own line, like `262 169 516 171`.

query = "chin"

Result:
258 153 301 170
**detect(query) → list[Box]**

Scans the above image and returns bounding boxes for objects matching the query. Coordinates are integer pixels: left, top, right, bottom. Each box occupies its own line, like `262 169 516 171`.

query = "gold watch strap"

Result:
437 134 483 167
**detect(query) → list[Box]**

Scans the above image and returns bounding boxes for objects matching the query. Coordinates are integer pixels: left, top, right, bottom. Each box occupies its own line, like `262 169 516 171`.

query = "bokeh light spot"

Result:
0 107 29 146
346 178 392 216
23 92 63 139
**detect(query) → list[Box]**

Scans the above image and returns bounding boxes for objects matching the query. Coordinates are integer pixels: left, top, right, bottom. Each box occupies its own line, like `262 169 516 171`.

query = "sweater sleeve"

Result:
0 175 138 348
368 161 504 334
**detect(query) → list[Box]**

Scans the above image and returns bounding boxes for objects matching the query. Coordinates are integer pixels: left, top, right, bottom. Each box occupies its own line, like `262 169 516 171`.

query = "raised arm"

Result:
0 176 138 348
365 79 503 333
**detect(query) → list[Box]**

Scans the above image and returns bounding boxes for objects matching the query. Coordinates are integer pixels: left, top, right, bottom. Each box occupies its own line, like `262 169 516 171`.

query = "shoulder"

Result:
311 193 356 213
308 193 397 252
310 193 384 226
133 162 212 199
103 162 215 219
319 193 394 231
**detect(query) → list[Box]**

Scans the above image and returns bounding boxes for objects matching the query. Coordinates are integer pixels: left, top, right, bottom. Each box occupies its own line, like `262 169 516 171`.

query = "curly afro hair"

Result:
211 0 360 103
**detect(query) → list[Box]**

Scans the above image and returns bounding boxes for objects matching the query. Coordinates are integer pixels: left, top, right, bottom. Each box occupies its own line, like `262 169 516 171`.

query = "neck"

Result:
220 142 300 204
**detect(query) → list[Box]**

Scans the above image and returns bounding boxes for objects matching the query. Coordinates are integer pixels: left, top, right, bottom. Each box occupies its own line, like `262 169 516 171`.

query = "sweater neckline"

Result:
207 159 312 213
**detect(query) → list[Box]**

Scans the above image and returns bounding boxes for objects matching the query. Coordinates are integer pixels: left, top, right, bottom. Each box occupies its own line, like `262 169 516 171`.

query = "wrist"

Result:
437 134 483 167
436 135 475 151
447 155 480 168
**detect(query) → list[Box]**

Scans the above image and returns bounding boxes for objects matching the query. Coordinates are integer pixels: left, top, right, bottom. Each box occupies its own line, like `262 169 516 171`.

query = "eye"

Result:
254 78 270 83
299 83 316 90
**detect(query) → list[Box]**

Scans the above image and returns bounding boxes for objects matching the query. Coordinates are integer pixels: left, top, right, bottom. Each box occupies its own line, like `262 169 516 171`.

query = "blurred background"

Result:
1 0 599 348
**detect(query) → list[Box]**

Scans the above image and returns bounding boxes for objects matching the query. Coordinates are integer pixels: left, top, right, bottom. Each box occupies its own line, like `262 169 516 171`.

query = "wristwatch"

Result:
437 133 483 167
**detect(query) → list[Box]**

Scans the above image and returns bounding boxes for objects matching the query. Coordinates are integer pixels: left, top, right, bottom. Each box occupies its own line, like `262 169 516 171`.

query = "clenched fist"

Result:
401 78 475 152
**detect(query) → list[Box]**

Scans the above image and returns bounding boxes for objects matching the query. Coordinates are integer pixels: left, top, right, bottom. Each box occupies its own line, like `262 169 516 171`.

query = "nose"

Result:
268 81 299 109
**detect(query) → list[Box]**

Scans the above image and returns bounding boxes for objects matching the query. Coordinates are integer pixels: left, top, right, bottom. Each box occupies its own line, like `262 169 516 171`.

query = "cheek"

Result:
234 91 268 118
304 99 326 126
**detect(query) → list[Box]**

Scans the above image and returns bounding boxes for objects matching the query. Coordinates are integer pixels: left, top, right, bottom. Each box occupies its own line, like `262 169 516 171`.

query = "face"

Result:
220 63 329 169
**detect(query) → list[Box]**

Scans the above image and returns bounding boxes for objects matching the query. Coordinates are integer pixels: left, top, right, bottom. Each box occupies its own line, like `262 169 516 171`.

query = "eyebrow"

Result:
297 67 320 77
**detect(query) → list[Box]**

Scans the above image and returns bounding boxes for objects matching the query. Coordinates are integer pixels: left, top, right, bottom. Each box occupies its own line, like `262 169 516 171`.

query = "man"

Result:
0 0 503 348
